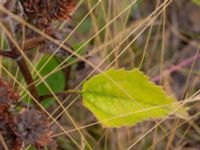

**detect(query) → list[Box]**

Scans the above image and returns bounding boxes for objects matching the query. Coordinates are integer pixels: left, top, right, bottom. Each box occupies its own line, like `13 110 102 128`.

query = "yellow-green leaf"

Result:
192 0 200 6
82 68 188 127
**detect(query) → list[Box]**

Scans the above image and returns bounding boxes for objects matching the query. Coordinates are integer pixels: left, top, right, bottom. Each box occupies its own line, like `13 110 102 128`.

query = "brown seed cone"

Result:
0 111 22 150
20 0 75 29
0 78 20 113
13 109 52 148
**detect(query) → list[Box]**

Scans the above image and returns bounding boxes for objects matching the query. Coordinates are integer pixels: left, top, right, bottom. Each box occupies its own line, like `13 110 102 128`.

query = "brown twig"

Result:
1 22 40 104
0 36 45 58
21 36 45 51
152 53 200 82
11 47 40 102
0 50 16 59
39 92 72 101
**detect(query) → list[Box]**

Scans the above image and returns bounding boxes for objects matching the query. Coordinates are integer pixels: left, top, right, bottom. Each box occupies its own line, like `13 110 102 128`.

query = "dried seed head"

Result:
13 109 52 148
20 0 75 29
0 78 20 113
0 112 22 150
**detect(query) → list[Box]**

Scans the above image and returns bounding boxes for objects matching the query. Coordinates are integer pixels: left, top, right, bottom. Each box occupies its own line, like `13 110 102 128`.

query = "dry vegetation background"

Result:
0 0 200 149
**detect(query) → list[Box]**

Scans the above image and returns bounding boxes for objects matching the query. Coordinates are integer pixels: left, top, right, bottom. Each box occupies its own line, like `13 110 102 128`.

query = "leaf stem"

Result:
39 90 82 101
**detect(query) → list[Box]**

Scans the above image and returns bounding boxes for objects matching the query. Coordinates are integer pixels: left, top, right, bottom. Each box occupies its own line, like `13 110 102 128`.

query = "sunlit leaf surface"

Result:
82 69 188 127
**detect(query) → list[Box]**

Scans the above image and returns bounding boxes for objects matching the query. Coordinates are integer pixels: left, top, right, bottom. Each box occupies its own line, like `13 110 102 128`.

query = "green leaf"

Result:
82 68 188 127
41 98 56 108
192 0 200 6
36 55 65 108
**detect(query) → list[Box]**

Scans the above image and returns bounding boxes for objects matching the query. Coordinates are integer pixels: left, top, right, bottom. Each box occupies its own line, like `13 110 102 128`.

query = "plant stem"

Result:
21 36 45 51
0 36 45 58
1 22 40 104
39 90 81 101
0 50 16 59
55 57 72 91
64 65 71 90
152 53 200 82
12 47 40 102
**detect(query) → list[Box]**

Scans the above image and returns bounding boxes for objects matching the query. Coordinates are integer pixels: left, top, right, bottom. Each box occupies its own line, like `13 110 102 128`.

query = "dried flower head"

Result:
0 112 22 150
0 78 20 113
20 0 75 28
13 109 52 148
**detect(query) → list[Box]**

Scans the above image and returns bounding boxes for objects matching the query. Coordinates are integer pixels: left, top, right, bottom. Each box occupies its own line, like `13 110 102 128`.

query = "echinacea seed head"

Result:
20 0 75 29
0 78 20 113
13 109 52 148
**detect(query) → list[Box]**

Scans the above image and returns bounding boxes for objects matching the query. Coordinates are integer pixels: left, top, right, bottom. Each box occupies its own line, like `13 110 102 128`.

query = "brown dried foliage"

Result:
0 79 52 149
0 79 21 150
0 111 21 150
13 110 52 148
0 78 20 113
20 0 75 28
